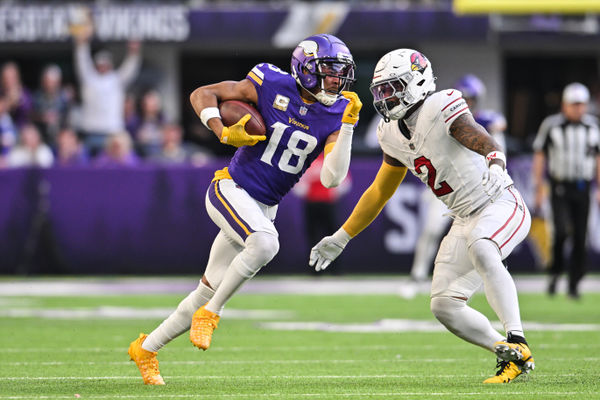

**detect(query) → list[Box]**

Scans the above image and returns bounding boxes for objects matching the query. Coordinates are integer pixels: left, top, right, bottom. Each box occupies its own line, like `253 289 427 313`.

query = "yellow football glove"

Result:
220 114 267 147
341 91 362 125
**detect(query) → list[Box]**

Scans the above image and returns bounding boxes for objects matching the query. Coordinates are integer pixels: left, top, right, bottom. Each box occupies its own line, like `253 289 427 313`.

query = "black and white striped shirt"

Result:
533 113 600 182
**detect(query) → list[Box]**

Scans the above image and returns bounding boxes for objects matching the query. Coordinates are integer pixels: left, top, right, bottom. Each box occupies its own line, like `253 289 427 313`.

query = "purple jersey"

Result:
227 63 348 206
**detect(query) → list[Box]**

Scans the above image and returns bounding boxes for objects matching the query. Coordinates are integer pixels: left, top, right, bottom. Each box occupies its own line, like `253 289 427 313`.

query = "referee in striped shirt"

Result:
532 82 600 299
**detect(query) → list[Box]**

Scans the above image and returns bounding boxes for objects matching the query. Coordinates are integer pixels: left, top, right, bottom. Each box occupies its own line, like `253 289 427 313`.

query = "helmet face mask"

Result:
370 49 436 121
291 34 356 106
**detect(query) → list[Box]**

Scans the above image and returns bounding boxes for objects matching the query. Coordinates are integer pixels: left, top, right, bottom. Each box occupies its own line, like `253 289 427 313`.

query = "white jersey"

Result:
377 89 513 218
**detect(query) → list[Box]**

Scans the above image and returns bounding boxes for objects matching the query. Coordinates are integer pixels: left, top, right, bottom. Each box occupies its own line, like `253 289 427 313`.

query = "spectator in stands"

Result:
32 64 72 147
94 131 139 167
0 91 17 166
135 89 165 157
73 26 141 157
55 127 88 167
124 93 140 137
1 62 33 128
6 123 54 168
148 123 187 164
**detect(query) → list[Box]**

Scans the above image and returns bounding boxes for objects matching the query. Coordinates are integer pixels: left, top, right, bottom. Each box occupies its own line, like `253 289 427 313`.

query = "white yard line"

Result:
0 307 293 320
1 276 599 296
2 342 598 353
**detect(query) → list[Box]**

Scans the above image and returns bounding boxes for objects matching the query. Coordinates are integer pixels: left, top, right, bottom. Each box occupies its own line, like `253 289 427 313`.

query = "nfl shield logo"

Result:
299 106 308 116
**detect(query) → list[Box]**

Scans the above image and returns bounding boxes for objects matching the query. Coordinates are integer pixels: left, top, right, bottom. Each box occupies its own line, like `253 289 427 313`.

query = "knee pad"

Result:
468 238 502 275
236 231 279 277
430 296 465 324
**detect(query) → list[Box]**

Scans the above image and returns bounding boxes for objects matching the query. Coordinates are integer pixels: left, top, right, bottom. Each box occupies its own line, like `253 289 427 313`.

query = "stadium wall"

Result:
1 157 598 275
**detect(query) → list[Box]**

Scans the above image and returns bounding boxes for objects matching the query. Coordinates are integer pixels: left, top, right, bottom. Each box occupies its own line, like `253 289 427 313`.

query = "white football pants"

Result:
430 186 531 351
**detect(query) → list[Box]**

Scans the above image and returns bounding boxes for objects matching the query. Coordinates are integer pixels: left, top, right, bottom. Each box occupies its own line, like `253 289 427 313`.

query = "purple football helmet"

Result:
291 34 355 105
455 74 485 99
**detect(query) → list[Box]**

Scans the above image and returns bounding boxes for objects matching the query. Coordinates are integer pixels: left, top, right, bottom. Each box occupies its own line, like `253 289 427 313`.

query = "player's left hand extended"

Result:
220 114 267 147
482 164 508 202
309 234 347 272
341 91 362 125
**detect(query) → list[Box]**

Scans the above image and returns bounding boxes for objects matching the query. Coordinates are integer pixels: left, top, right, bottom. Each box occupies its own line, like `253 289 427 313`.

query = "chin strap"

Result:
298 79 339 106
315 90 338 106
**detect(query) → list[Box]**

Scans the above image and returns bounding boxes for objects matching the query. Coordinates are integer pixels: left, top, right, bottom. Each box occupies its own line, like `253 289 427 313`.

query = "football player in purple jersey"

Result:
127 34 361 385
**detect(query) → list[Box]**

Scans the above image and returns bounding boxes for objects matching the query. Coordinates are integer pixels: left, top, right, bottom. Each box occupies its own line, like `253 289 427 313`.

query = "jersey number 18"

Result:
260 121 317 174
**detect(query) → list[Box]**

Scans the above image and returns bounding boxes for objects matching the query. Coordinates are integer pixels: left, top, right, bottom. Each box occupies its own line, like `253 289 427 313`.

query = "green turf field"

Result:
1 284 600 399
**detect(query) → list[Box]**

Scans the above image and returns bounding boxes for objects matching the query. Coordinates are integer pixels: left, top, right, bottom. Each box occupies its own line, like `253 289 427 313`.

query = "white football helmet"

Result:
370 48 436 121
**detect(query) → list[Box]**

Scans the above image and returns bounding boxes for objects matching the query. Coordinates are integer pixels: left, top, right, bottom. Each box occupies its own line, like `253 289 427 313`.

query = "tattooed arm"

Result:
449 113 505 169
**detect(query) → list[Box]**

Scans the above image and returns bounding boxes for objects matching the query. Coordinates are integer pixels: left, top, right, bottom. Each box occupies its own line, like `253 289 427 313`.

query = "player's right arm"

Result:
189 79 264 146
309 153 407 271
449 112 510 201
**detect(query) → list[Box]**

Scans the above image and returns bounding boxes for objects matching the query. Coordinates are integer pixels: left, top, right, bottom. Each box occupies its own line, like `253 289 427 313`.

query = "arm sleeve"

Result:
74 42 96 84
342 161 407 237
320 123 353 188
440 89 471 134
118 51 142 87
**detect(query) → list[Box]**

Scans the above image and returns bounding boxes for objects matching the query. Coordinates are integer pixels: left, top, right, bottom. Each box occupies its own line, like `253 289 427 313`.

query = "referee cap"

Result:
562 82 590 104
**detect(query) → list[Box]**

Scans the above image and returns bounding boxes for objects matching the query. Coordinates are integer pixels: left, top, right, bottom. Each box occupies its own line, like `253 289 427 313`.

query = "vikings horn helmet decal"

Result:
291 34 356 106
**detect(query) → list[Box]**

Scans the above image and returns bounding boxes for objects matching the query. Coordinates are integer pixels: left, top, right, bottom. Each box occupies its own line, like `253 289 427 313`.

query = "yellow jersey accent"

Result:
324 142 336 157
213 179 251 236
248 71 263 86
342 162 407 237
212 167 232 182
288 117 309 130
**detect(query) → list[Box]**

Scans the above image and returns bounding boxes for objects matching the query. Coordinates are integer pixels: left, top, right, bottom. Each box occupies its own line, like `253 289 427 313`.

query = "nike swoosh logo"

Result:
447 90 454 96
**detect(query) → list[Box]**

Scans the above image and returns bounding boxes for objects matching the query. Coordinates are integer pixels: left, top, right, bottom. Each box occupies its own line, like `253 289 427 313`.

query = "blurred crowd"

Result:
0 31 211 170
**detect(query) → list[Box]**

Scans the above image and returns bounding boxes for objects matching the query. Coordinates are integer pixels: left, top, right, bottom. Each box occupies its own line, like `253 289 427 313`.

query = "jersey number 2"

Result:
260 121 317 174
414 156 453 197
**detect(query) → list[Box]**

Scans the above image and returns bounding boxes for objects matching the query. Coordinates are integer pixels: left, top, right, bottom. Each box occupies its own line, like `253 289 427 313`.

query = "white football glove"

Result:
309 228 351 272
482 163 508 202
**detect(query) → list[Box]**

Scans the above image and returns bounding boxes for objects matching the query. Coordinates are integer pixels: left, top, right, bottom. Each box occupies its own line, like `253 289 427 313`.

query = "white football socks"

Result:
468 238 524 336
205 231 279 315
142 282 215 352
204 231 243 289
431 296 505 351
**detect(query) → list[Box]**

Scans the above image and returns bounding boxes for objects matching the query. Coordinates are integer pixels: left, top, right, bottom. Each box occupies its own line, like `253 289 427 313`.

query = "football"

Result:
218 100 266 136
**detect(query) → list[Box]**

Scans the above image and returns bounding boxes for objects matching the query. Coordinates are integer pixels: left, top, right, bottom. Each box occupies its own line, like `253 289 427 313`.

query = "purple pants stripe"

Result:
208 181 254 239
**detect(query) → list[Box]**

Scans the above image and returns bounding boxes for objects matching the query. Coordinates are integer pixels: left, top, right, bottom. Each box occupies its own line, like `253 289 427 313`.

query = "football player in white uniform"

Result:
405 74 507 298
310 49 534 384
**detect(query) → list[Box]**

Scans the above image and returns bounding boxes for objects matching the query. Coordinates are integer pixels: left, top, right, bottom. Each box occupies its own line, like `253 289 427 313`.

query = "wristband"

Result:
332 227 352 244
200 107 221 130
485 151 506 169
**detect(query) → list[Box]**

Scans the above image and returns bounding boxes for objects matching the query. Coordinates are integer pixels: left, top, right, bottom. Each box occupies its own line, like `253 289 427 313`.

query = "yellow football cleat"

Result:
483 360 523 383
190 305 220 350
494 341 535 372
483 340 535 383
128 333 165 385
